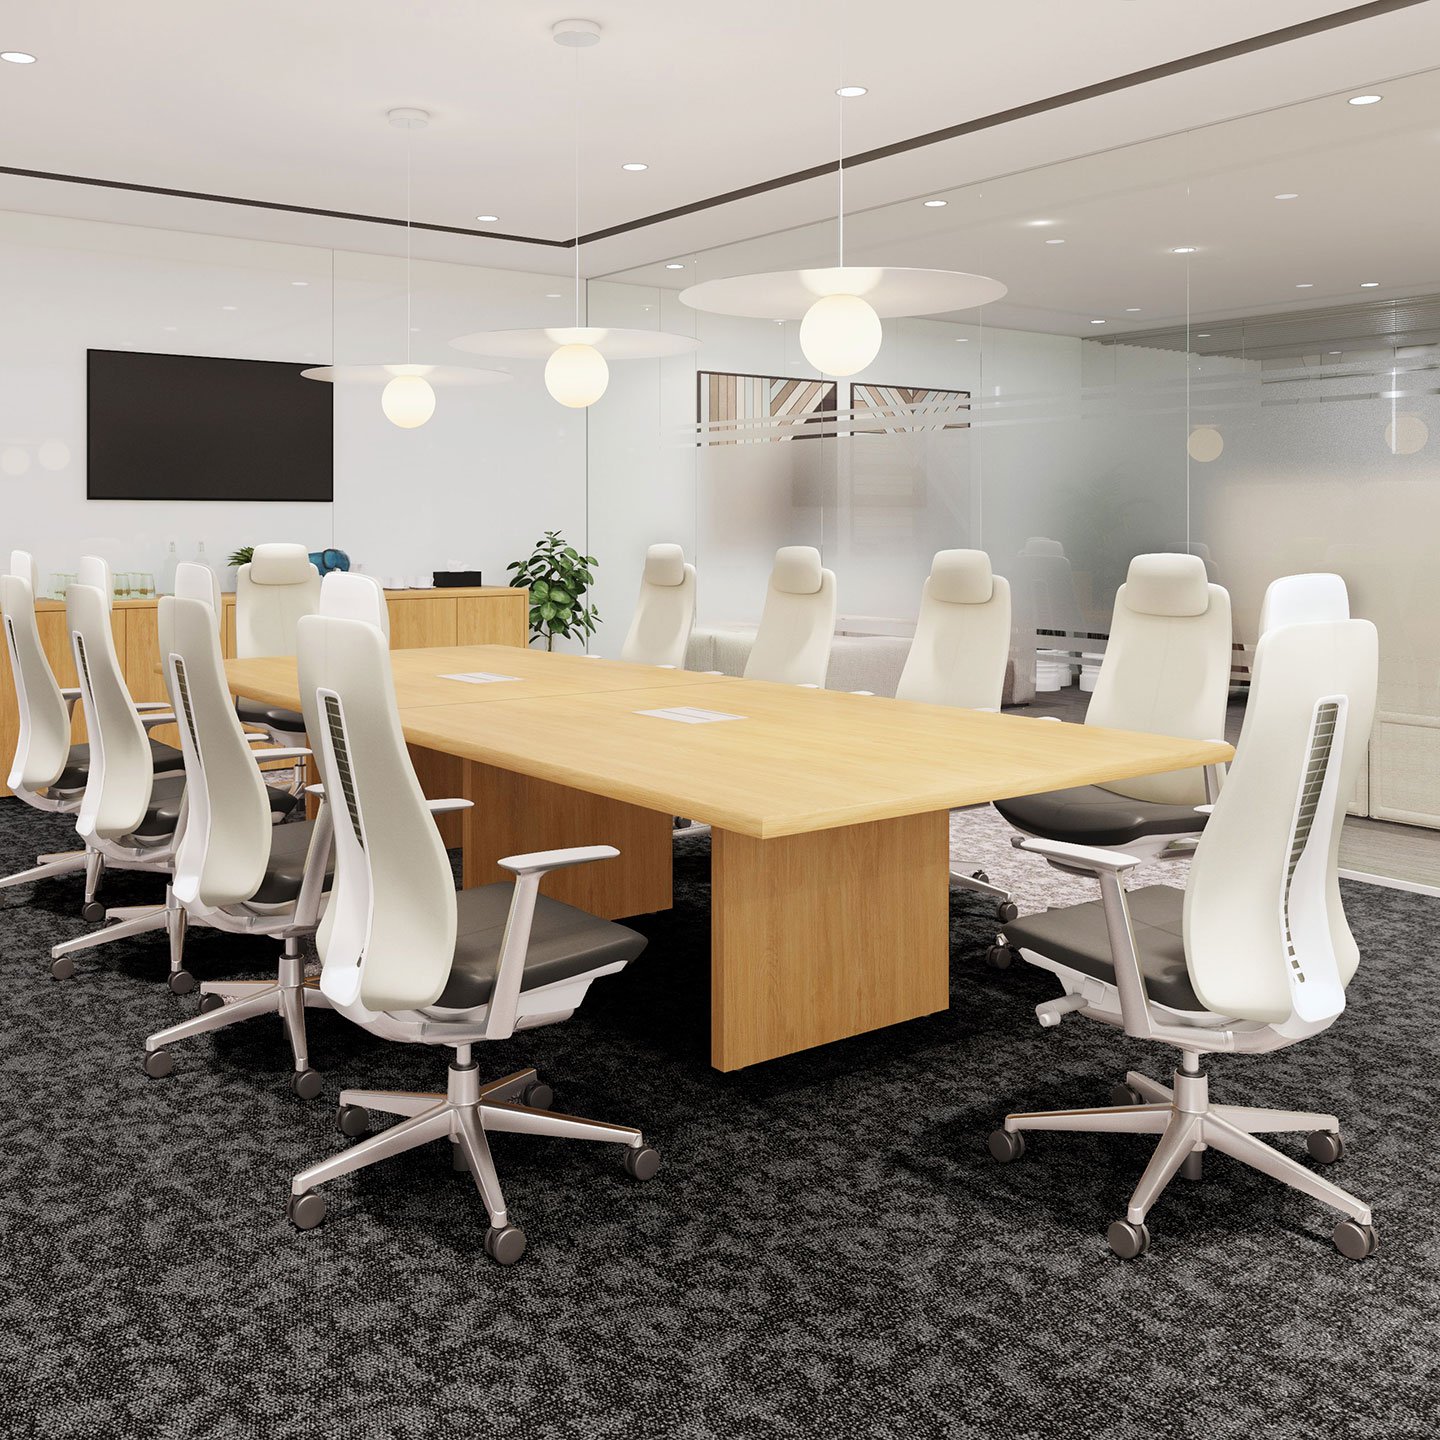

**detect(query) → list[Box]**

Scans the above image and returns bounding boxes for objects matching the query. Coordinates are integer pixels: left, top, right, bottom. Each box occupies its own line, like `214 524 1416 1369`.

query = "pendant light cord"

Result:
837 0 846 268
405 121 413 365
574 47 582 328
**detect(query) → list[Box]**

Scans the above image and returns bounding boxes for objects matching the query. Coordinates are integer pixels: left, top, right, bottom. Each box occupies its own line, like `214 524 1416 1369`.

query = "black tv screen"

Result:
87 349 333 502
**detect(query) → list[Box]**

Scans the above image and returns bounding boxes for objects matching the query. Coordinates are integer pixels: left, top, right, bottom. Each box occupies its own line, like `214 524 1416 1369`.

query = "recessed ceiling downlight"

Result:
476 215 499 223
1348 94 1382 105
1 50 36 63
665 263 685 269
1171 246 1197 254
836 85 867 97
621 162 649 172
923 199 947 208
1274 193 1299 200
1360 281 1380 288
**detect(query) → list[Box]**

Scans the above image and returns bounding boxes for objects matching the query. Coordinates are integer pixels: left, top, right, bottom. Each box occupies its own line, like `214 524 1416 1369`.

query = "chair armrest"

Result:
1193 803 1214 816
139 711 178 728
305 783 325 798
134 700 171 712
243 732 270 745
1017 837 1144 874
498 844 619 876
250 747 311 764
484 845 621 1041
426 798 474 815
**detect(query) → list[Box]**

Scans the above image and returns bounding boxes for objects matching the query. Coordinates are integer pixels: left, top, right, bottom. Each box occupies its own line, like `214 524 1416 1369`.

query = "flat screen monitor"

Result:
86 349 333 502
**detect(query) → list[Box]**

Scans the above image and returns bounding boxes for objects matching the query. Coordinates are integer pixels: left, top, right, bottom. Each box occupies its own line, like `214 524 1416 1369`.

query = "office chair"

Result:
46 581 188 980
141 595 333 1096
990 556 1231 948
233 543 321 778
743 546 837 687
891 549 1019 922
318 570 391 638
1258 572 1349 635
284 613 659 1263
620 544 696 669
987 612 1380 1260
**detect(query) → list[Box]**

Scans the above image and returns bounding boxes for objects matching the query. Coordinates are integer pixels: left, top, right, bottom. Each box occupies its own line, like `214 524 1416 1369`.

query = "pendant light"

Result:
451 20 697 406
679 15 1004 374
304 109 510 423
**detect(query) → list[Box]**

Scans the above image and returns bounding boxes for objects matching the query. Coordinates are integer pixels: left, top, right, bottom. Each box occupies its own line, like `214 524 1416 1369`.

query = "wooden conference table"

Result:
225 645 1232 1072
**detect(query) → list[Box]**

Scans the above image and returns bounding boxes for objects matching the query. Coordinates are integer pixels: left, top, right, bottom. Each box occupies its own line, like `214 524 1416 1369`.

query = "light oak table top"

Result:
226 645 1233 841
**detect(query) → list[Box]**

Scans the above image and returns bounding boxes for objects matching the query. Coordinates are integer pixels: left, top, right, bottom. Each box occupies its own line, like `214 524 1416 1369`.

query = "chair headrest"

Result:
8 550 38 593
928 549 994 604
643 544 687 588
1122 553 1210 617
248 543 316 586
1259 572 1350 636
1021 537 1065 557
771 546 823 596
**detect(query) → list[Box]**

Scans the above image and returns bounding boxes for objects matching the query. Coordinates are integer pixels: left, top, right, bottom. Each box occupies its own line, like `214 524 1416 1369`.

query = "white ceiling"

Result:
1 0 1437 288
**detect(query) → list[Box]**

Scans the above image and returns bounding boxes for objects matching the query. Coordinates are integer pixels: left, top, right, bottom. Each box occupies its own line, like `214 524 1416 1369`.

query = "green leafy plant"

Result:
507 530 600 651
226 546 255 568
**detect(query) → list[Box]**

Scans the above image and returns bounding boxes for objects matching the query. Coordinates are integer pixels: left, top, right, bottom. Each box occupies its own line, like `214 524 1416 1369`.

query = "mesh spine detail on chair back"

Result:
743 547 837 686
235 545 321 659
164 596 273 909
68 582 154 841
1085 555 1232 807
896 553 1011 709
1184 618 1377 1027
298 614 457 1014
620 545 696 668
1 570 71 794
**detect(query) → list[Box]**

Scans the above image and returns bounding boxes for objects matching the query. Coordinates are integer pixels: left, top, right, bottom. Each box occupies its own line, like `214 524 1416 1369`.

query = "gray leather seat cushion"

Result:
994 784 1205 848
436 884 647 1011
236 697 307 734
52 738 184 793
251 819 331 905
1005 884 1204 1012
135 773 186 839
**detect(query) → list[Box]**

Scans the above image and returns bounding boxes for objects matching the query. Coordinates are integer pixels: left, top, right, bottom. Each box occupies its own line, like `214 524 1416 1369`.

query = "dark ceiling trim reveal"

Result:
0 0 1425 252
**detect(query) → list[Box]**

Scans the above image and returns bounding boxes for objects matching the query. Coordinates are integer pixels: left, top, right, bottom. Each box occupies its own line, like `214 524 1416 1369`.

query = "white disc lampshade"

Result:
679 266 1007 320
799 293 883 376
545 344 610 407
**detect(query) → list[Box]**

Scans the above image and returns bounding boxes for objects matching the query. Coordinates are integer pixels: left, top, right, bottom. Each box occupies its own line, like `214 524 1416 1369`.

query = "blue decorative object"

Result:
308 548 351 576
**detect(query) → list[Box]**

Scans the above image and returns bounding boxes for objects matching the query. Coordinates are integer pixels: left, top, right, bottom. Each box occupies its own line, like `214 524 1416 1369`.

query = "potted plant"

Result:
507 531 600 652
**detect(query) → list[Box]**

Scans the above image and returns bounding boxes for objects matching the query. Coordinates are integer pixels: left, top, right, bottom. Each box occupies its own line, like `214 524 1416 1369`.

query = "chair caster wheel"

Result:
288 1190 327 1231
521 1080 554 1110
337 1104 369 1138
624 1144 661 1181
484 1225 528 1265
1333 1219 1378 1260
143 1049 174 1078
81 901 105 923
996 901 1018 923
290 1068 323 1100
168 969 195 996
986 944 1013 971
1108 1083 1143 1107
987 1128 1026 1163
1107 1219 1151 1259
198 993 225 1014
972 870 990 885
1307 1130 1345 1165
49 956 75 980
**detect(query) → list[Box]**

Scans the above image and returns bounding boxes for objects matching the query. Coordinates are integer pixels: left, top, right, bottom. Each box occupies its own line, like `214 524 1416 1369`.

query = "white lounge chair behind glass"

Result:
894 549 1019 921
283 613 659 1263
141 594 334 1095
47 581 187 979
620 544 696 669
743 545 837 687
986 612 1380 1260
233 543 320 784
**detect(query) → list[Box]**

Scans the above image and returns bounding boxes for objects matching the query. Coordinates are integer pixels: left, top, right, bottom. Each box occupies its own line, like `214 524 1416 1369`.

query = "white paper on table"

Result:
439 672 522 684
635 706 746 724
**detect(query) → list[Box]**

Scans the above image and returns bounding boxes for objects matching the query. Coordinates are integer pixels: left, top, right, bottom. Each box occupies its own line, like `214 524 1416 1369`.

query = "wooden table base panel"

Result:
710 810 951 1071
460 760 673 920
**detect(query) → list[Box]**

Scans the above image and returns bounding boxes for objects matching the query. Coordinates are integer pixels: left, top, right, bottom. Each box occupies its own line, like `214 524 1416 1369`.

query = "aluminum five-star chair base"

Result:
0 848 88 895
989 1061 1377 1260
951 865 1018 923
286 1044 661 1264
142 939 331 1098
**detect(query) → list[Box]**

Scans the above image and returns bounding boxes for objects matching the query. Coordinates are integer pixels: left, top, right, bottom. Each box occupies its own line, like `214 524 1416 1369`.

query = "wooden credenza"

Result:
0 587 528 821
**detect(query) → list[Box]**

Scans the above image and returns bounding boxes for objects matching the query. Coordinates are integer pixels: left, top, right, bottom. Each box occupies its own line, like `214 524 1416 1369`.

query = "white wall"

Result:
0 210 585 603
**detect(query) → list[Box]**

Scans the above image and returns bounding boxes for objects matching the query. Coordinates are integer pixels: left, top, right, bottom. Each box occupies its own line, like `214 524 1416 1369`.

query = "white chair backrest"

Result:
298 613 456 1015
67 582 154 840
1259 573 1350 636
896 550 1011 709
2 565 71 793
1011 537 1085 639
234 543 321 658
620 544 696 668
158 563 223 709
1085 554 1233 806
164 595 274 909
1184 617 1377 1027
319 571 391 640
744 546 837 687
9 549 39 593
77 555 114 611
